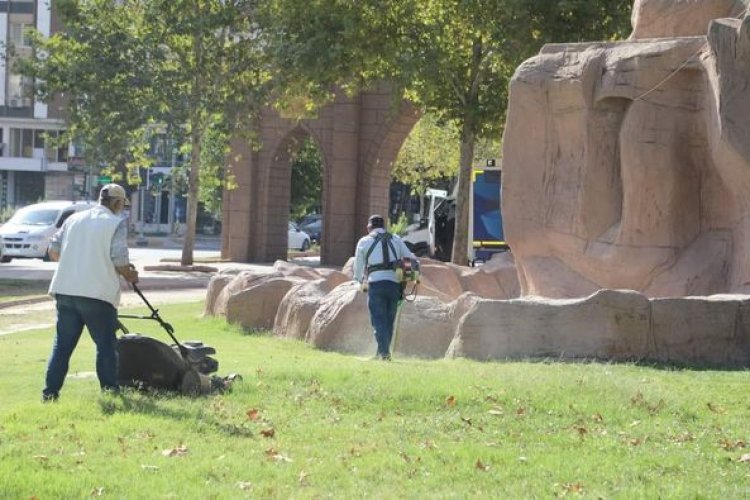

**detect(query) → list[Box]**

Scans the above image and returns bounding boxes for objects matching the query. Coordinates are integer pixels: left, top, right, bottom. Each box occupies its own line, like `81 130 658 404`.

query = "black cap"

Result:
367 214 384 228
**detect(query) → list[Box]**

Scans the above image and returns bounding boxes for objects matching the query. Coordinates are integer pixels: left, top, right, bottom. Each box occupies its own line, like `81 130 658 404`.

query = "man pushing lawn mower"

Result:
41 183 233 402
42 184 138 402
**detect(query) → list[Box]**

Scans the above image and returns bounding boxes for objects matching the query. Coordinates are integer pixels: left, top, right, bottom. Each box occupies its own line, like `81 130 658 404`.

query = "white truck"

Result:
403 165 507 264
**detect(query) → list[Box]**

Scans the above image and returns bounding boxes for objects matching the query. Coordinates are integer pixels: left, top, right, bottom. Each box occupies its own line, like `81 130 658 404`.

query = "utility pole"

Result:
168 145 176 234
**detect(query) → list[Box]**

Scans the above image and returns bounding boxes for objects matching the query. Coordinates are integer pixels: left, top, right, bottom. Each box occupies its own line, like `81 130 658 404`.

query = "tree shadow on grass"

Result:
98 389 254 438
526 356 750 372
98 390 193 419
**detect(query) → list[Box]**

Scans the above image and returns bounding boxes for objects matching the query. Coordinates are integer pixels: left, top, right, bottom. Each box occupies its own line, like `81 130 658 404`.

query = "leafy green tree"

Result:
197 118 236 221
261 0 632 265
22 0 270 265
391 113 459 214
146 0 271 264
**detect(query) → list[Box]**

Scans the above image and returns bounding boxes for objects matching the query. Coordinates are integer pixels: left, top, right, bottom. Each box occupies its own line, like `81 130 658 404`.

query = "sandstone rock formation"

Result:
630 0 746 39
206 256 517 357
207 259 750 365
502 1 750 298
447 290 750 367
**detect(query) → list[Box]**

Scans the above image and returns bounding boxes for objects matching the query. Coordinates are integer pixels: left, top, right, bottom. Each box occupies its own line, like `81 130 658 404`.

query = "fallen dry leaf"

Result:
260 428 276 438
90 487 104 497
516 407 526 416
298 470 310 486
487 407 504 416
720 439 746 451
475 458 490 471
708 402 727 414
563 482 584 494
161 445 188 457
591 413 603 423
626 437 644 446
421 440 437 449
461 416 473 426
246 409 261 421
739 454 750 463
265 448 292 463
670 432 694 443
141 465 159 472
446 395 457 407
236 481 252 491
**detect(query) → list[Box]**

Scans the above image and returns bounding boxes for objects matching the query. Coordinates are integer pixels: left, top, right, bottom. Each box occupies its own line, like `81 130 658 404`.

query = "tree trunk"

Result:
181 118 201 266
450 36 482 266
181 24 203 267
451 121 476 266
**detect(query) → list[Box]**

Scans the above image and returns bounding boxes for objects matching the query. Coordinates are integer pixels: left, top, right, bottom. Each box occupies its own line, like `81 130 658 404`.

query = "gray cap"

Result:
99 183 130 206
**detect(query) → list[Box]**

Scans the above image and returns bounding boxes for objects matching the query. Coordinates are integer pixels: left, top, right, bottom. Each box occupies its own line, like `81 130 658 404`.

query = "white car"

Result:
288 222 311 251
0 200 96 262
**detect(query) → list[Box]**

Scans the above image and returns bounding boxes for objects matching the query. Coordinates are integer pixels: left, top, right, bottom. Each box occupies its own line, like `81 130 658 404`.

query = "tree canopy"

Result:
391 114 459 197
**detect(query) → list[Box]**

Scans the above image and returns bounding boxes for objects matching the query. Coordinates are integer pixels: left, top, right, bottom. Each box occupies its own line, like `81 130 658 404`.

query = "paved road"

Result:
0 246 278 288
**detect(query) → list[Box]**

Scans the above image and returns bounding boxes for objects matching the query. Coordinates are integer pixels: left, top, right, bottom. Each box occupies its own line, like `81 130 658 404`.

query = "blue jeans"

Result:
43 294 119 399
367 280 403 357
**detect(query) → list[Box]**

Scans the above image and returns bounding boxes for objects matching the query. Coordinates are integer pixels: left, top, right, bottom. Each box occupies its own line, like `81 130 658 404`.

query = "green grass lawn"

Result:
1 301 749 498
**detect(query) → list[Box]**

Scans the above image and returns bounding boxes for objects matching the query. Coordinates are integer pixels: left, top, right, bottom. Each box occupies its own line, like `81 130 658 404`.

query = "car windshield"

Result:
8 208 60 226
299 214 321 226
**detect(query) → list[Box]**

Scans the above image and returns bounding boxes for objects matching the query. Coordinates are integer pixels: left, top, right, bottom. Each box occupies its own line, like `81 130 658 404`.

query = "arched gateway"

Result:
222 86 419 266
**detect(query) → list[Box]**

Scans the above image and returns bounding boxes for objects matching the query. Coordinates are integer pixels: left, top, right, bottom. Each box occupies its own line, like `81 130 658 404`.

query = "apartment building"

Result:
0 0 78 211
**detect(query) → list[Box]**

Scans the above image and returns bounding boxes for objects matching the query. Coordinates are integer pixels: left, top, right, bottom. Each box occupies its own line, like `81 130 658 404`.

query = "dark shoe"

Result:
381 354 392 361
42 392 58 403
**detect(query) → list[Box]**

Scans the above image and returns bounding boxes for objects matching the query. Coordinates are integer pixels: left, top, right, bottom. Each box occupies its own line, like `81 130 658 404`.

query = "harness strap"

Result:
365 232 399 273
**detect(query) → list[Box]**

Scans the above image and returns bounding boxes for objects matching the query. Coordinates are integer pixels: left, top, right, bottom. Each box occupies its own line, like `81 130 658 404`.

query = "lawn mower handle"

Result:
118 282 188 358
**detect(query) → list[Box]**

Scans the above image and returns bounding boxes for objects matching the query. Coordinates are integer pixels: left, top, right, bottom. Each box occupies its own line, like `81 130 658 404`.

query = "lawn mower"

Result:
117 283 238 395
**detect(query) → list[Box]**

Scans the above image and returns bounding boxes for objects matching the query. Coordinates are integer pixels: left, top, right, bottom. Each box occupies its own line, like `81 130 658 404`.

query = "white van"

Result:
0 200 96 263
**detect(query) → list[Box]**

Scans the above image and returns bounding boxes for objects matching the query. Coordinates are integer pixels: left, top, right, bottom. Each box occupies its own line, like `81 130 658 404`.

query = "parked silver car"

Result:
0 200 95 262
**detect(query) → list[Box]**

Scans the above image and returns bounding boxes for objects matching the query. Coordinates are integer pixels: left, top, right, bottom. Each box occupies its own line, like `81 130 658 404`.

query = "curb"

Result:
0 295 52 310
0 280 210 310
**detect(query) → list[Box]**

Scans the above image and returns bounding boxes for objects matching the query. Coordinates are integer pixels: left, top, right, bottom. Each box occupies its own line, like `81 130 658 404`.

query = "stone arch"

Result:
356 99 421 231
223 86 419 266
261 125 327 261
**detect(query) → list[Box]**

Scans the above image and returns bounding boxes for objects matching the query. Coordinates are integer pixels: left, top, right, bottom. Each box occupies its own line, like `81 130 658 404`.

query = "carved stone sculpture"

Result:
502 0 750 298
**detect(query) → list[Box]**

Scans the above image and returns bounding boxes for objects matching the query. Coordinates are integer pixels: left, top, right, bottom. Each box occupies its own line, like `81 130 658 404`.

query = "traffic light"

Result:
151 172 165 188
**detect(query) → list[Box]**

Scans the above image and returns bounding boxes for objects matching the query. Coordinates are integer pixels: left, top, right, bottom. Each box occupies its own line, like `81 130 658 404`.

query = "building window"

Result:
7 74 33 108
9 23 32 48
9 128 67 160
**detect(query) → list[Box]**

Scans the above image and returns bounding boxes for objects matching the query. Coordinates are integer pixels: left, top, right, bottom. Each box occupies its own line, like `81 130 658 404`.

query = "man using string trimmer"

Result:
354 214 419 360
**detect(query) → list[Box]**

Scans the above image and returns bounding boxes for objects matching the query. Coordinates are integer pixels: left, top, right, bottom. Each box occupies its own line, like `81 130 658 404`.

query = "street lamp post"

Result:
136 169 149 246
